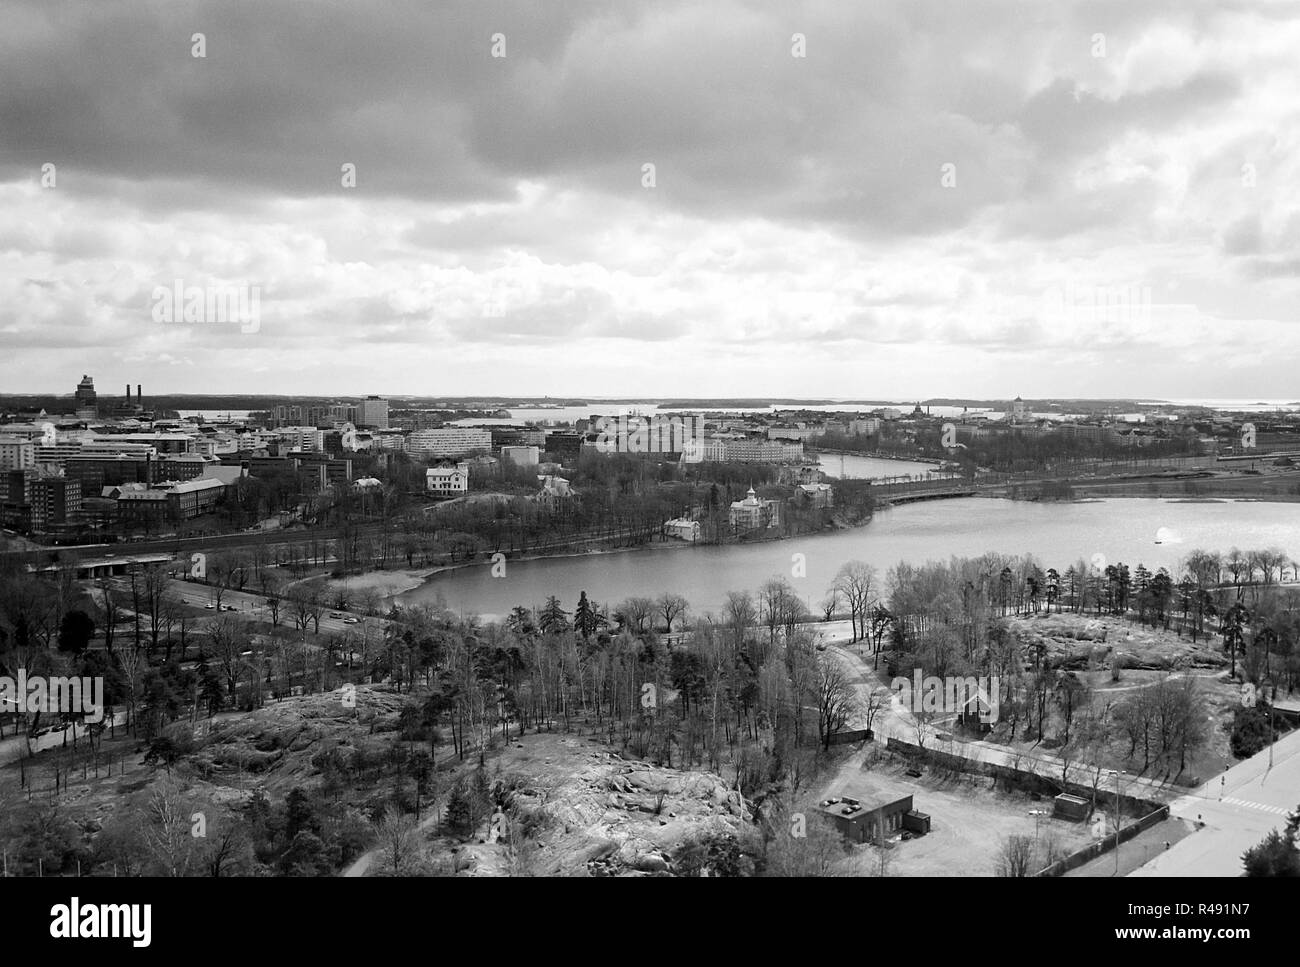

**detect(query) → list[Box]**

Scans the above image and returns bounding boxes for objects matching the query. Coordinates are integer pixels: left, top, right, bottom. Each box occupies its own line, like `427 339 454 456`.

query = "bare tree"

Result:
814 652 860 751
833 561 876 642
656 593 689 634
995 834 1037 877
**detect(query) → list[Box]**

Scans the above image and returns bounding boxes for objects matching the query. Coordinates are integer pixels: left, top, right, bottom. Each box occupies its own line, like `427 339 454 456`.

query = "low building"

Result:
1053 794 1090 821
426 462 469 496
536 475 573 500
662 518 701 542
164 477 225 518
819 794 919 844
798 483 834 509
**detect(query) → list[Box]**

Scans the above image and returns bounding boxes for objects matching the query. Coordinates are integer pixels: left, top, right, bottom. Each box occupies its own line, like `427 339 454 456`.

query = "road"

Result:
1129 727 1300 876
817 623 1178 804
102 576 389 640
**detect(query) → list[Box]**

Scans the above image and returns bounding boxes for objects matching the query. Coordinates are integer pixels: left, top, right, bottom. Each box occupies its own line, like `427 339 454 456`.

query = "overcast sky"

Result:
2 0 1298 400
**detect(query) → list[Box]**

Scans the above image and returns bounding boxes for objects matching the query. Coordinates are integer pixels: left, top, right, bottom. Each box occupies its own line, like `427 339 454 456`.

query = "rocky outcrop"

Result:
456 736 751 877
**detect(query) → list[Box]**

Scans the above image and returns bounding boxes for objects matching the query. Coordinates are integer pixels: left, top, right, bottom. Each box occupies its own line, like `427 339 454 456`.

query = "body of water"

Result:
815 452 950 481
397 497 1300 621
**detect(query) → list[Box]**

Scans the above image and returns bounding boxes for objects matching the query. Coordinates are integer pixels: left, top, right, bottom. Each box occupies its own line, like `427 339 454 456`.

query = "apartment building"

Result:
0 435 35 471
277 426 325 451
408 428 491 457
357 396 389 429
702 438 804 463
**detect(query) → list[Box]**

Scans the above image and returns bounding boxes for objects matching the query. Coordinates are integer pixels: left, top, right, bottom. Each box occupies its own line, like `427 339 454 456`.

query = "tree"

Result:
618 597 655 635
573 591 607 641
657 593 689 634
832 561 876 642
1242 809 1299 877
813 652 859 751
57 609 95 656
373 805 422 876
537 596 569 636
445 769 492 840
995 834 1037 876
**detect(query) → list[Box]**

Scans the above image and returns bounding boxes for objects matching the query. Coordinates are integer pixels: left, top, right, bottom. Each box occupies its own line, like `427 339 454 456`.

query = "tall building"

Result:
30 475 82 531
0 436 36 471
358 395 389 429
74 375 98 418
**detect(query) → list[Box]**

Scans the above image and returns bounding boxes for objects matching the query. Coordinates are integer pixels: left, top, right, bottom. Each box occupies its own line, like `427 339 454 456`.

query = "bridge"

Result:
883 491 977 506
883 488 977 504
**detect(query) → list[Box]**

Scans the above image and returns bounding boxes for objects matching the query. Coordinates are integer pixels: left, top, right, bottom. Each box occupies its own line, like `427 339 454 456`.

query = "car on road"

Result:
204 604 215 609
329 612 344 619
342 617 360 624
224 605 237 611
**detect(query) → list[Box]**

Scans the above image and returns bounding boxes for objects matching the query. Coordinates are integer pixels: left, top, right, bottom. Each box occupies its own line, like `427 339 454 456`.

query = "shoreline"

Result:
391 491 1300 601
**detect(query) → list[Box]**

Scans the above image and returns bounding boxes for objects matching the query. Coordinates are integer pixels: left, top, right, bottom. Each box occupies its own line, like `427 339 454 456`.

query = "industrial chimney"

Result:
137 384 142 405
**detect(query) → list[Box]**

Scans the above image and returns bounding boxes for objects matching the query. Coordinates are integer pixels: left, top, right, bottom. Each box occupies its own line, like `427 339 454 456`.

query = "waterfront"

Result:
814 452 947 481
398 497 1300 621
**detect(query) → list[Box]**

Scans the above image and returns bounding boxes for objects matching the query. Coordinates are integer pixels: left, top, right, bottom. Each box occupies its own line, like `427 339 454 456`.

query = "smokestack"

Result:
126 384 131 401
137 384 142 404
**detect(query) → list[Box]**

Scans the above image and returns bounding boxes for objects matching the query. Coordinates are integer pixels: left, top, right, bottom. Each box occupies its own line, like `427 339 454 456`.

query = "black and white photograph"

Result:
0 0 1295 944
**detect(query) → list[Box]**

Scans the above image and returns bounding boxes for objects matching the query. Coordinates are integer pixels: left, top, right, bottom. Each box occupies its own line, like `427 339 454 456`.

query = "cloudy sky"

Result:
2 0 1299 399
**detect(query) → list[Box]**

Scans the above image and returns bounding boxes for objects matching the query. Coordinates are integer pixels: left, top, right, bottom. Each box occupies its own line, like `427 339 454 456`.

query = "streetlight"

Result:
1029 808 1049 839
1108 769 1126 875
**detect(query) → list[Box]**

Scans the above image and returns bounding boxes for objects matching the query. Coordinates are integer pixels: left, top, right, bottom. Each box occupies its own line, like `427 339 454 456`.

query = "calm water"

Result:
815 452 951 481
398 498 1300 621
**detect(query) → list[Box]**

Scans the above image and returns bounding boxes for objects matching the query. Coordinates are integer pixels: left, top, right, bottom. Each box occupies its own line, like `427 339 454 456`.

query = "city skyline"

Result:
2 1 1299 397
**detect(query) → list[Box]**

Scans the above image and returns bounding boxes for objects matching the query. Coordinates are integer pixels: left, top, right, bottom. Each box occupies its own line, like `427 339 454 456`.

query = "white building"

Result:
702 438 804 463
277 426 324 451
426 462 469 496
0 436 35 471
536 475 573 499
408 428 491 457
663 518 701 542
729 486 780 531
